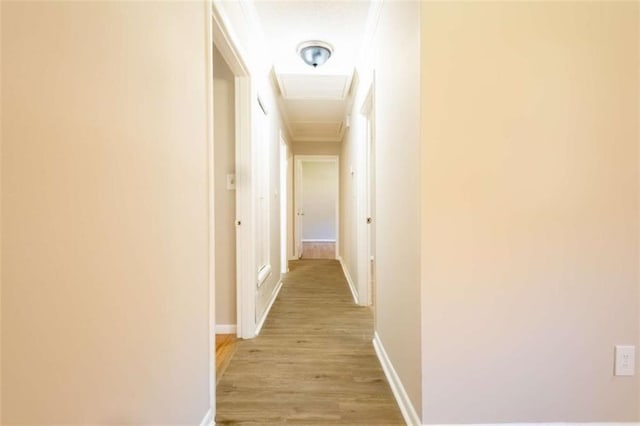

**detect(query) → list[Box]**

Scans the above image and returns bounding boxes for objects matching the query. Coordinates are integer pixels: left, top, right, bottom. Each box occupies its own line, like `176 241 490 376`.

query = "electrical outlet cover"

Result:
615 345 635 376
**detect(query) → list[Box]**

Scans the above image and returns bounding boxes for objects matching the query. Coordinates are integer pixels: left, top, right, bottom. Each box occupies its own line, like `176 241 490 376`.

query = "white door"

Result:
279 135 288 273
294 159 304 258
366 116 376 307
360 81 375 308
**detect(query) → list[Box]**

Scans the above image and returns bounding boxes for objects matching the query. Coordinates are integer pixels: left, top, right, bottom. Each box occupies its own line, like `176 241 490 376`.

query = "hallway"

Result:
216 260 404 424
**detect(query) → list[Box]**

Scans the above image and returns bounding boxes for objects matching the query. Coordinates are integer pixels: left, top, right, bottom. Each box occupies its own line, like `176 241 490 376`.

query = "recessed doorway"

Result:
294 155 340 260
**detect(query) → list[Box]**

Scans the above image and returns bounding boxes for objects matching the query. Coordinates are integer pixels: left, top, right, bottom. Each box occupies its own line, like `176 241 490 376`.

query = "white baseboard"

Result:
427 424 640 426
199 408 213 426
254 280 283 336
215 324 236 334
372 332 421 426
337 256 359 304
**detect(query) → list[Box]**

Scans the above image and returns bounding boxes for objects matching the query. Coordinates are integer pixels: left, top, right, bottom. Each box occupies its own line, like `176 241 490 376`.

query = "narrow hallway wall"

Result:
1 2 210 423
371 0 423 417
421 1 639 422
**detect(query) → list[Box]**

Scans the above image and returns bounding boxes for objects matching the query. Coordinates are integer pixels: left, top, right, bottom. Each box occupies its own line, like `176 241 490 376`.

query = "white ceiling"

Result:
253 0 372 142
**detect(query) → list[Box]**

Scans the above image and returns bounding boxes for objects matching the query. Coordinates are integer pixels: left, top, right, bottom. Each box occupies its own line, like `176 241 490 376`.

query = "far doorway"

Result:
294 155 339 260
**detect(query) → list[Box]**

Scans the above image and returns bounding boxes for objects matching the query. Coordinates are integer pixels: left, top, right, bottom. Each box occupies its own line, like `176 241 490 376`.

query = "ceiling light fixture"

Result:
298 41 333 68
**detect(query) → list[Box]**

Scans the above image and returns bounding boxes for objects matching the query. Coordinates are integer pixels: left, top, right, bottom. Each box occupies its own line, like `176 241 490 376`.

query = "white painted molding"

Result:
257 264 272 288
372 332 421 426
215 324 237 334
426 424 640 426
211 2 250 77
199 408 213 426
337 256 359 305
255 280 283 336
205 0 217 418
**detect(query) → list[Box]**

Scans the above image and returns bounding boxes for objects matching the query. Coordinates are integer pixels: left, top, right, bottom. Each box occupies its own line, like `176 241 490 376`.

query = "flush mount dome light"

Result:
298 41 333 68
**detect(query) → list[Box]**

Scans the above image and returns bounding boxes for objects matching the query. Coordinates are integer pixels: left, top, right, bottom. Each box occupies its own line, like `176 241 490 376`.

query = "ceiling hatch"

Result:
277 73 353 100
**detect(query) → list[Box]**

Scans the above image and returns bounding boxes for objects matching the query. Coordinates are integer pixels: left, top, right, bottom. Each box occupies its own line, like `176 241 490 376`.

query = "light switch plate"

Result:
226 174 236 190
615 345 635 376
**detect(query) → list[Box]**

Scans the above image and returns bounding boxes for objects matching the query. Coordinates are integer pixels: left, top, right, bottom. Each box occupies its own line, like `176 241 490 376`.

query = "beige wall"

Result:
373 0 423 416
421 1 639 423
293 141 341 156
213 45 237 328
2 2 210 423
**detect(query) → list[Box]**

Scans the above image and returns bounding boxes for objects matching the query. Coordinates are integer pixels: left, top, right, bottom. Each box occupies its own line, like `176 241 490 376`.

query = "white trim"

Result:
254 96 271 291
205 0 216 419
302 239 337 243
235 76 255 340
358 77 375 307
357 0 384 72
255 280 283 336
279 132 289 274
426 424 640 426
257 264 272 288
372 332 421 426
199 408 214 426
337 256 359 305
215 324 237 334
211 2 249 77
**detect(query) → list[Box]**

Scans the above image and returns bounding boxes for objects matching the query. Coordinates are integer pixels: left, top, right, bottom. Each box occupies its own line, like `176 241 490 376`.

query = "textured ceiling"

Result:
253 0 371 142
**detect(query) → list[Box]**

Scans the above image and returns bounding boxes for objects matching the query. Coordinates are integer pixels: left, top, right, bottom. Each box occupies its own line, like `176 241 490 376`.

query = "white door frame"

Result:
210 1 254 421
212 0 261 342
211 12 254 343
279 132 289 273
294 155 340 259
205 1 216 421
359 80 375 307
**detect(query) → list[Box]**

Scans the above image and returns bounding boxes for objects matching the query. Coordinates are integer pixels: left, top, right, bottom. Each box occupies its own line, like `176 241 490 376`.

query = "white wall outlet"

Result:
226 174 236 190
615 345 635 376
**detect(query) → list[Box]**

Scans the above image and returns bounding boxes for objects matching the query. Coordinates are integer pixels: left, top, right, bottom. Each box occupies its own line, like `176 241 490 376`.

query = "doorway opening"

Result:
212 40 240 386
294 155 340 260
280 134 290 273
360 82 375 308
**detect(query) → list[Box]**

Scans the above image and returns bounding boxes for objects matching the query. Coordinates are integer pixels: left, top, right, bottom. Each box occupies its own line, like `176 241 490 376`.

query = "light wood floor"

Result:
216 334 239 384
301 241 336 259
216 259 404 424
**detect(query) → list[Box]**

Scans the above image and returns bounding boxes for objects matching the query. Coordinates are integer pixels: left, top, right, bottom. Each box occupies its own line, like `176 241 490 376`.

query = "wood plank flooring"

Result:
301 242 336 259
216 334 239 384
216 259 404 425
